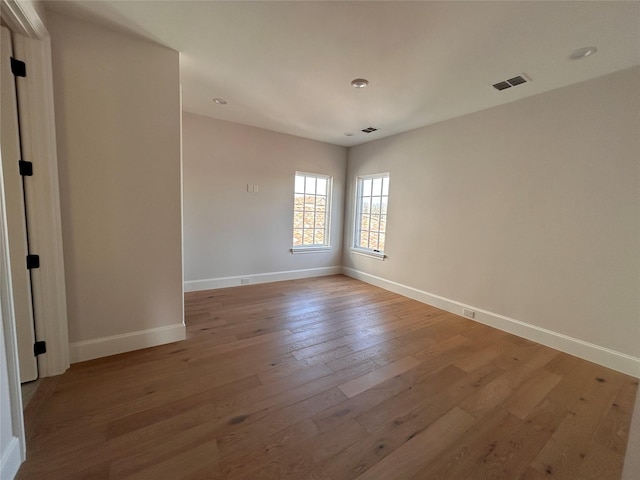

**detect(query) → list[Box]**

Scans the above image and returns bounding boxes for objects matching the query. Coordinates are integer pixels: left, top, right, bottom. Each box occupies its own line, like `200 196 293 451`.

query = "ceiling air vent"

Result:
492 81 511 91
492 73 530 91
361 127 378 133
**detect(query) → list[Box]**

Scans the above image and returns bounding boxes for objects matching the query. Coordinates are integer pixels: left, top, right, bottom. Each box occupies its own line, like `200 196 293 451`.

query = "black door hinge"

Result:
34 341 46 356
11 57 26 77
19 160 33 176
26 254 40 269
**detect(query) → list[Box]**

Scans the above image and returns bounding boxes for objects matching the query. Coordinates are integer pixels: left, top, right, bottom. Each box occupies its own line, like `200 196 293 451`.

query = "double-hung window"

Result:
353 173 389 258
292 172 332 251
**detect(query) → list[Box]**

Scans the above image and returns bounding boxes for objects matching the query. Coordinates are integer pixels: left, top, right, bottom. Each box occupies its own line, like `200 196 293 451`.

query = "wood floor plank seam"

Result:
338 356 422 398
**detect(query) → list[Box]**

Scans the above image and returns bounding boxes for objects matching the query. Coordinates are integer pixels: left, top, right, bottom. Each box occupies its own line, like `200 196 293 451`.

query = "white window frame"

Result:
352 173 389 260
291 172 332 254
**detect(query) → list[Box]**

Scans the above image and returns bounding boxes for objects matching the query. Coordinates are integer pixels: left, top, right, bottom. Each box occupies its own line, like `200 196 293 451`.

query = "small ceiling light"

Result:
344 132 355 136
569 46 598 60
213 97 228 105
351 78 369 88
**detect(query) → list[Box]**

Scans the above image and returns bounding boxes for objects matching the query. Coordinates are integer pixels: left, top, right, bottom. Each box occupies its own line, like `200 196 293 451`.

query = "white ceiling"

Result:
45 1 640 147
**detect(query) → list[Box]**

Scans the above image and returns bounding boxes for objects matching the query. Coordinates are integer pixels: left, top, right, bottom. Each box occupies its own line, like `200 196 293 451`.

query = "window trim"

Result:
290 246 332 255
350 247 386 260
352 172 389 257
292 171 333 251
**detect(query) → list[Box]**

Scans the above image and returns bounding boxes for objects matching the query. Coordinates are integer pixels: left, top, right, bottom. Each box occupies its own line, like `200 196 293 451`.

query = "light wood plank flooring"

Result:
17 275 638 479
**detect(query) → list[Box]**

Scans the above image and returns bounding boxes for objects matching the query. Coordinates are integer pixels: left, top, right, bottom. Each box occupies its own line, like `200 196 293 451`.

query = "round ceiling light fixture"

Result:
351 78 369 88
213 97 228 105
569 46 598 60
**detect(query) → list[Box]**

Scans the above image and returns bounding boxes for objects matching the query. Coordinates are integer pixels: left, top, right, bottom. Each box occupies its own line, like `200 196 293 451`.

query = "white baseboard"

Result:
342 267 640 378
184 266 343 292
69 323 186 363
0 437 22 480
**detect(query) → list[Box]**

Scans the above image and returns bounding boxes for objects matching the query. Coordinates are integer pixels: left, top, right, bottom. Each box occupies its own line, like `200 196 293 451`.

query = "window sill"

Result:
291 246 332 255
350 248 386 260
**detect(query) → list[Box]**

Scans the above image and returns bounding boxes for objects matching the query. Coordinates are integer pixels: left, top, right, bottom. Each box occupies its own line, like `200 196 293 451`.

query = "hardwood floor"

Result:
17 275 638 479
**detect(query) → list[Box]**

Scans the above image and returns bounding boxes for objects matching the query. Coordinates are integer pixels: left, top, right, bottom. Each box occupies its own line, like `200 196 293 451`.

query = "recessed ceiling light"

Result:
344 132 355 136
351 78 369 88
569 46 598 60
213 98 228 105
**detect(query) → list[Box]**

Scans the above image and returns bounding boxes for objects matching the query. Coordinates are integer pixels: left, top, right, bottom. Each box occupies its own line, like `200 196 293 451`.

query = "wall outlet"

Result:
463 308 475 319
240 278 251 285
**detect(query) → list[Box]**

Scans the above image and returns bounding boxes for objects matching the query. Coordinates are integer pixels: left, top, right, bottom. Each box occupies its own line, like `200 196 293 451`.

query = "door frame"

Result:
0 138 26 478
1 0 69 378
1 24 39 383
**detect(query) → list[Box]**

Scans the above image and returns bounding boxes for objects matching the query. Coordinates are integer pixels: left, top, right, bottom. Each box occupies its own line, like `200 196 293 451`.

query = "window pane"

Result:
362 178 372 197
360 215 369 232
316 178 327 195
371 197 381 214
295 175 305 194
372 178 382 196
380 214 387 233
303 229 314 245
304 212 315 228
381 197 388 214
314 230 325 244
370 233 379 251
360 231 369 248
361 197 370 214
316 196 327 212
382 177 389 195
293 211 303 228
304 195 315 211
370 214 380 232
293 229 303 246
305 176 316 194
315 212 326 229
378 233 386 251
294 194 305 210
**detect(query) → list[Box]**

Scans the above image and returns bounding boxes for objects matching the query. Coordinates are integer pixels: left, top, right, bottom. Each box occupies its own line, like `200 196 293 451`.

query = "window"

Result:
353 173 389 258
292 172 332 251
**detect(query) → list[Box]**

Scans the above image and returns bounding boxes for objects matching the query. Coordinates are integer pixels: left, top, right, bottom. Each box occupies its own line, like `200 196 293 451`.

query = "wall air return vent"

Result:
492 73 530 91
361 127 378 133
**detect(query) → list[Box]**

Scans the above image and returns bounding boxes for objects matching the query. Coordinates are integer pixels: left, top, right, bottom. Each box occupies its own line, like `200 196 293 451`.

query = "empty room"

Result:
1 1 639 479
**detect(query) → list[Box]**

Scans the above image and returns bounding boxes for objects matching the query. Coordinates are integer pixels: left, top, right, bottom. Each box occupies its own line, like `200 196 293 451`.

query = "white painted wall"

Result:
183 113 347 288
344 67 640 361
47 12 184 360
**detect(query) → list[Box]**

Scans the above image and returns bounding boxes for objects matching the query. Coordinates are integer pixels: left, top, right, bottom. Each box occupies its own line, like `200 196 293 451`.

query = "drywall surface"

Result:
345 67 640 358
183 113 346 284
48 12 183 345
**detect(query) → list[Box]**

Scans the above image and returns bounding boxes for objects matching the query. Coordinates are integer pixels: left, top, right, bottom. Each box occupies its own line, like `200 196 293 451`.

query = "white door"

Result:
1 26 38 383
